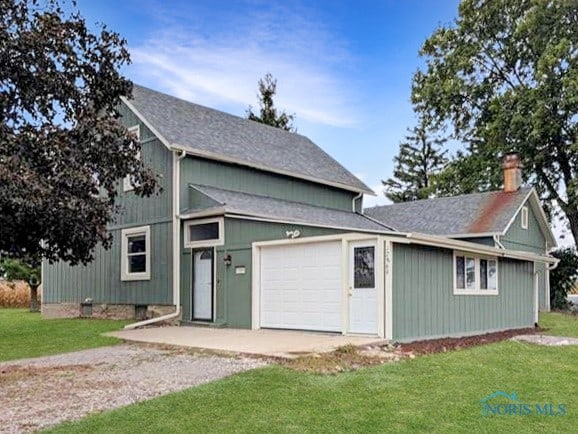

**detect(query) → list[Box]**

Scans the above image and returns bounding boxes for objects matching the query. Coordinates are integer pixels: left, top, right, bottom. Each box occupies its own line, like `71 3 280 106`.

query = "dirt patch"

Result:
0 364 94 384
282 344 409 374
398 327 541 355
283 328 544 374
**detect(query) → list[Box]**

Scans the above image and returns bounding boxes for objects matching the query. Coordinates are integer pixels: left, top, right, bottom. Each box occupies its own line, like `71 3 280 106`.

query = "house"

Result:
42 85 558 342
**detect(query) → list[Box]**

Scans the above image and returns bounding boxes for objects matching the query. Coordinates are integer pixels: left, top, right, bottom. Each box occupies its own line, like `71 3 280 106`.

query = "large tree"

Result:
412 0 578 243
246 73 295 132
0 0 158 265
382 121 448 202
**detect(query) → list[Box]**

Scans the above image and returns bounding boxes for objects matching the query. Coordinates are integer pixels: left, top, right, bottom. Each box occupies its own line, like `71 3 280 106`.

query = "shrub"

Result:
550 248 578 310
0 280 42 308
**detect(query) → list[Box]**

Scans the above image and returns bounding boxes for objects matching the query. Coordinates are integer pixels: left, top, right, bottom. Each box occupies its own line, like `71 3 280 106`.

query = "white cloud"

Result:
128 3 359 127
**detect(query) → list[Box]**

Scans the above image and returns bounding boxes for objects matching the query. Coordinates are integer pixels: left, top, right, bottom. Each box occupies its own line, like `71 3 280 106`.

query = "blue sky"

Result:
81 0 460 207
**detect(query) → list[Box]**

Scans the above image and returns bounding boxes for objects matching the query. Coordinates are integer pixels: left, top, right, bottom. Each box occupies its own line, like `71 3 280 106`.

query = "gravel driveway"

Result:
0 344 266 433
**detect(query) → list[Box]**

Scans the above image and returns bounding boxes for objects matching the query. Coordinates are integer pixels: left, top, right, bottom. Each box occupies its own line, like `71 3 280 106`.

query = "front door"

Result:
192 248 213 321
348 241 378 334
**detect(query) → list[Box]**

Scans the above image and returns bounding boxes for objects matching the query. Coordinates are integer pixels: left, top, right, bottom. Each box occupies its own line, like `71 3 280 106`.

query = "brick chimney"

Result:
502 152 522 193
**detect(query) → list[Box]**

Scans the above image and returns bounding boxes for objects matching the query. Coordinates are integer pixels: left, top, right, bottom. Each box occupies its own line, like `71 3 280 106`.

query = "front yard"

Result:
44 312 578 433
2 308 577 433
0 308 128 361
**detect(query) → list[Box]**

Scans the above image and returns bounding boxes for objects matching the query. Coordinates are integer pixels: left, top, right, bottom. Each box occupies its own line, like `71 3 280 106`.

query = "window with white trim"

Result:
123 125 141 192
521 206 529 230
454 252 498 295
121 225 150 281
184 217 224 248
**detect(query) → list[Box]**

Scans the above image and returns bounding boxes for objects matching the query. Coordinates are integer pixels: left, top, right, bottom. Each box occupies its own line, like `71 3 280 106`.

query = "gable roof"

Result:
183 185 392 233
365 186 555 246
123 84 372 194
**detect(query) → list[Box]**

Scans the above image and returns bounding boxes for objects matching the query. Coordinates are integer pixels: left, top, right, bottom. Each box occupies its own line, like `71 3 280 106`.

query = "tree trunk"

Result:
29 283 39 312
565 208 578 248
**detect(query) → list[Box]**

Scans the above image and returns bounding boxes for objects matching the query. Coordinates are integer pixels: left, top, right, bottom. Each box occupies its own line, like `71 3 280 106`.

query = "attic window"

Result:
521 206 529 230
123 125 141 192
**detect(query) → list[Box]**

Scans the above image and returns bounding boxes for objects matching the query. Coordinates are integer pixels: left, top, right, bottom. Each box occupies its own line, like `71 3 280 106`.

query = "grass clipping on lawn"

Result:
0 280 41 308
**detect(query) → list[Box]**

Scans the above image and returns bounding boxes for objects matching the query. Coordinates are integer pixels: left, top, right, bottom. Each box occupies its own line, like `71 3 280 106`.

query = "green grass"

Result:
47 312 578 434
540 311 578 338
0 308 129 362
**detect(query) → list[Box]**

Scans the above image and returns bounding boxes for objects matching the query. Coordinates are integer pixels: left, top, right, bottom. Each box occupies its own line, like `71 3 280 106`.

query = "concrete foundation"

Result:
41 303 177 321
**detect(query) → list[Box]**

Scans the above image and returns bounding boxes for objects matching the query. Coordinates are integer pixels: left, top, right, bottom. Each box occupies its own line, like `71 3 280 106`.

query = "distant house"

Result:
42 85 557 342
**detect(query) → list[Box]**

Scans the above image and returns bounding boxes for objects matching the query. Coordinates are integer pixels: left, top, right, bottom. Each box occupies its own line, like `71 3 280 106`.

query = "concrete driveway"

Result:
107 327 383 358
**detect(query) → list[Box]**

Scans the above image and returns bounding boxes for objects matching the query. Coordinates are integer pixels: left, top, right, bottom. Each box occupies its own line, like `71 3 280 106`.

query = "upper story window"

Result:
454 251 498 295
123 125 141 192
521 206 529 230
184 217 224 248
121 225 150 281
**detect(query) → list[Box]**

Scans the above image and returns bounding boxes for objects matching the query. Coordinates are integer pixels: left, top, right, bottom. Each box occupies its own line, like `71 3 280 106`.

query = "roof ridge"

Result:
364 186 533 211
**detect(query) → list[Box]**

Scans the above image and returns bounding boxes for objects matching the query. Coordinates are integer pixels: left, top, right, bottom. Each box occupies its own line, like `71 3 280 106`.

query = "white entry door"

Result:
193 248 213 321
348 241 378 334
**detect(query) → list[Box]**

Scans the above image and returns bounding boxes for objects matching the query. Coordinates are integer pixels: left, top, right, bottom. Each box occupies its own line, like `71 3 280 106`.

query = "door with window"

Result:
192 248 214 321
348 241 378 334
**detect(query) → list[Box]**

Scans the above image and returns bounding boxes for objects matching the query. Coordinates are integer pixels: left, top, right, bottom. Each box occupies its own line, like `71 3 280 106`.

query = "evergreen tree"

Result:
246 73 295 132
382 122 447 202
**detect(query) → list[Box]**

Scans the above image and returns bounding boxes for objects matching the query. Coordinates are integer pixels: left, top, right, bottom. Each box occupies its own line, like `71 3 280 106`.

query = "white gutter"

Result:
405 232 559 264
125 149 187 329
352 192 363 212
493 235 505 249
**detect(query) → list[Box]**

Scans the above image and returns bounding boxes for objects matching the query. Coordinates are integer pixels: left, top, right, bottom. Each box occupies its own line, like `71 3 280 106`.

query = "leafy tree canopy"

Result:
549 247 578 310
0 0 158 265
247 73 296 132
382 119 448 202
412 0 578 244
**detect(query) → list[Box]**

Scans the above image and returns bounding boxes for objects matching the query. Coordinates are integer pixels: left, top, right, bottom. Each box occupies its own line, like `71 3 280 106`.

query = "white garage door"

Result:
260 241 343 332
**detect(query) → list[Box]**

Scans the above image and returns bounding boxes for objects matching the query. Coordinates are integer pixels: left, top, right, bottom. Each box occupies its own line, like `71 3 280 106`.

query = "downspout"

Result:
533 263 540 326
125 149 187 329
493 235 505 249
352 192 363 213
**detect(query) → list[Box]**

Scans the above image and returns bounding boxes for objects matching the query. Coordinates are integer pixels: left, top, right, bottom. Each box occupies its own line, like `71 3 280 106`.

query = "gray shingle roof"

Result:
364 187 533 236
128 84 372 194
186 185 391 233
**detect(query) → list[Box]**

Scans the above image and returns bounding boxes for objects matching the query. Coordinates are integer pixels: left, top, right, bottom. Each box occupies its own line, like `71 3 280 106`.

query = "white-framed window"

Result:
123 125 141 192
453 251 498 295
121 225 150 281
521 206 529 230
184 217 224 248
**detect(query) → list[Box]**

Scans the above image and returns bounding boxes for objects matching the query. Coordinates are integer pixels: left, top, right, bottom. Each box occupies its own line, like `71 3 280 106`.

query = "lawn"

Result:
47 312 578 434
0 308 129 362
540 311 578 338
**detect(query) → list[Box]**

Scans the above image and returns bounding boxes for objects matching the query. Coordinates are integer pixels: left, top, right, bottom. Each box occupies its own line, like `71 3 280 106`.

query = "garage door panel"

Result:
260 241 343 332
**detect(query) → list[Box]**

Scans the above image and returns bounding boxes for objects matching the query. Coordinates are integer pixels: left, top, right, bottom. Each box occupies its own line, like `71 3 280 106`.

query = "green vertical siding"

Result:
114 103 173 227
392 243 534 342
179 156 355 212
502 201 549 310
43 222 172 305
180 218 345 328
502 202 546 253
